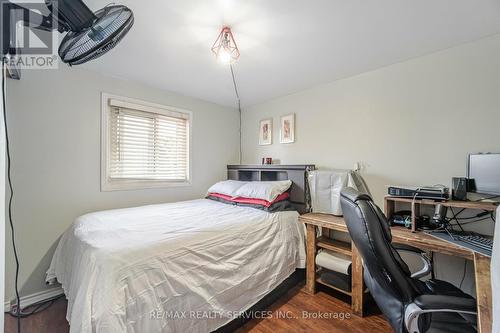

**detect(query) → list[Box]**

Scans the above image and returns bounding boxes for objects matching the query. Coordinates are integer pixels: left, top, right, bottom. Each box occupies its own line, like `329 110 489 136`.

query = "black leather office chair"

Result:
340 188 477 333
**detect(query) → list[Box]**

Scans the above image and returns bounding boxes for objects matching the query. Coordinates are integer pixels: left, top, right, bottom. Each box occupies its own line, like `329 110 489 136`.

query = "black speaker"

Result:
452 177 468 201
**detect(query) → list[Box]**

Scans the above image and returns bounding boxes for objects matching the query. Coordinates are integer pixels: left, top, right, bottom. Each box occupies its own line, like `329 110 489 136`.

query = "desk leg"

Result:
351 243 365 317
305 224 316 295
474 253 492 333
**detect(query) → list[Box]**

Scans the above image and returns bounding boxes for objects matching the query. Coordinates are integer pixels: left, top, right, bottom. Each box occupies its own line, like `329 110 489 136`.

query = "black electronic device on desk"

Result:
390 211 412 228
452 177 468 201
387 185 449 200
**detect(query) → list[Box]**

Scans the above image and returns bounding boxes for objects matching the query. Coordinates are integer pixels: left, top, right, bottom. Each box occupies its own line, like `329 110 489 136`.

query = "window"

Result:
101 94 191 191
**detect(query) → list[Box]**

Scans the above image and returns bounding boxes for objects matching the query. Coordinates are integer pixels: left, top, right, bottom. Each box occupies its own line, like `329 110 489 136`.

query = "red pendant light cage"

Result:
211 26 240 64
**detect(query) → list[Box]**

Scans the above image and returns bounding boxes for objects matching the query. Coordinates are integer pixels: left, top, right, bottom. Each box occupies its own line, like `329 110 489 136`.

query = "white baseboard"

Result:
4 287 64 312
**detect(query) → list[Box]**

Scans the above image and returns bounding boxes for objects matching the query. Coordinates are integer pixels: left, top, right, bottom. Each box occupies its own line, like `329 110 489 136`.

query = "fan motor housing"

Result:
45 0 96 32
57 5 134 66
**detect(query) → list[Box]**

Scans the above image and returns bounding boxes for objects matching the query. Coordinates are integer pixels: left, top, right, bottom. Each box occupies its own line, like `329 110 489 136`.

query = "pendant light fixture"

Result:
211 26 240 64
211 26 242 162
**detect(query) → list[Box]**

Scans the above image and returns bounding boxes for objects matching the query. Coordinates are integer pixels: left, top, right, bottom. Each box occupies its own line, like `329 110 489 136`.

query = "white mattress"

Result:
46 199 305 333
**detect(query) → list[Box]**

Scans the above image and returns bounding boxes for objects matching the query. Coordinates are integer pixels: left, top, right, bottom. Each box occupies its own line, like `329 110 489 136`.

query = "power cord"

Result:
446 207 495 228
459 259 467 289
2 58 21 333
229 63 242 164
8 294 64 318
2 59 64 330
448 207 466 232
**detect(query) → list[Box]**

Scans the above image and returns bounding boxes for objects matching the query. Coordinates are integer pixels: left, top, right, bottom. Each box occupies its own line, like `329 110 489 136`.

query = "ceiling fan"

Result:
1 0 134 78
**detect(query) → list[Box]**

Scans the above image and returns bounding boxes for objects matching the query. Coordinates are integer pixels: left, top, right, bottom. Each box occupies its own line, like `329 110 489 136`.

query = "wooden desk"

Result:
300 213 364 316
300 213 493 333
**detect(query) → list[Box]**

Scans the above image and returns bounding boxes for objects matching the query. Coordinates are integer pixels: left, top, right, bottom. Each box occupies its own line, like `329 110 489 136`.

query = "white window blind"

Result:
107 101 189 183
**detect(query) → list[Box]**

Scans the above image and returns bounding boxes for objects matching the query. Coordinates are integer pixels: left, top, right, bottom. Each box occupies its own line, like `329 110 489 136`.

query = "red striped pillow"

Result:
208 192 290 208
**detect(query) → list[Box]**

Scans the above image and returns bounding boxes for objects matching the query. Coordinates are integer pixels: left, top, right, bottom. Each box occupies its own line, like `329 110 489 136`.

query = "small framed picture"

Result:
259 118 272 145
280 113 295 144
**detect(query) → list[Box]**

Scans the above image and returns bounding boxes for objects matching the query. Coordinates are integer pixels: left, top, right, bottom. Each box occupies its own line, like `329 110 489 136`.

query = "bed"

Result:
46 164 315 333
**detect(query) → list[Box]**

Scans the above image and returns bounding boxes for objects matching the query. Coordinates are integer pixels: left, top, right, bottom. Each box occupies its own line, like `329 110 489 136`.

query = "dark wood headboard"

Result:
227 164 316 214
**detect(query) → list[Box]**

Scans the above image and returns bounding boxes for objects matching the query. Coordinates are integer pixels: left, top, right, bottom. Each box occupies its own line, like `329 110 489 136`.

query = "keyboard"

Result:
426 230 493 256
455 234 493 252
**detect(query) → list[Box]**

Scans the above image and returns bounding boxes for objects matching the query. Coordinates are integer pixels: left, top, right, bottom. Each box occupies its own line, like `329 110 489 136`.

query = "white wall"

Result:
243 34 500 208
4 65 239 302
242 35 500 293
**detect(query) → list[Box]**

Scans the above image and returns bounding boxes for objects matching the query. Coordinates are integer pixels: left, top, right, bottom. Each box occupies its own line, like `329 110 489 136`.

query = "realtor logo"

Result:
1 0 59 69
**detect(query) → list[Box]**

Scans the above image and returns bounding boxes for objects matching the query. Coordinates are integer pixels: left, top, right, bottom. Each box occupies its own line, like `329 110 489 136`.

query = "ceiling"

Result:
81 0 500 107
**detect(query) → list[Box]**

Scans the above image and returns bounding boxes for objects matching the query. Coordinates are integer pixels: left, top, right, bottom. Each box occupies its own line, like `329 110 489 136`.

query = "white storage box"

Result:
308 169 370 216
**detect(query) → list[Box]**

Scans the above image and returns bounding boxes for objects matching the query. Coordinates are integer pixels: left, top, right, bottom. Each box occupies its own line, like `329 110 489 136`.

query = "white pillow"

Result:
234 180 292 202
207 180 247 196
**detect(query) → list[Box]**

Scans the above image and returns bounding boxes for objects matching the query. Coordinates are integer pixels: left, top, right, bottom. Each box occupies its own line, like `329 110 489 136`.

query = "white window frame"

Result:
101 93 192 191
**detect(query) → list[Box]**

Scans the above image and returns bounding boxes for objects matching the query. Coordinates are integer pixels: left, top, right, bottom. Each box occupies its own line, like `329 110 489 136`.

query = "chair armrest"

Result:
393 243 432 279
405 295 477 333
413 294 477 312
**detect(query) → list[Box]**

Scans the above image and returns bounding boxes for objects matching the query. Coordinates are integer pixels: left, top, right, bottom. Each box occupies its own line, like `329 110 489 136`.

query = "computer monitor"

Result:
467 153 500 195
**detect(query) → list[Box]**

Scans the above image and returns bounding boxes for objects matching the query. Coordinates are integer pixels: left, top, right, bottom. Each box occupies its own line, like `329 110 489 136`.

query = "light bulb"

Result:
217 49 232 64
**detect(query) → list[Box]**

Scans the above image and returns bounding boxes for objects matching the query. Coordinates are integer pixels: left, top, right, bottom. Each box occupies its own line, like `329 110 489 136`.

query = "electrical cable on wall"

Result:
2 59 64 333
2 58 22 333
230 63 242 164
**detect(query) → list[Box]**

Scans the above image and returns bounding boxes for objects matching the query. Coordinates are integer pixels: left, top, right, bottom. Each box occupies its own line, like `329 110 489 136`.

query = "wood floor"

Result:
5 285 391 333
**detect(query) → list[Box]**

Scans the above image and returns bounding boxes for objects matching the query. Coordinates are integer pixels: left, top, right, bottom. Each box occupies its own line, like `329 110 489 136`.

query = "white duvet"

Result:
46 199 305 333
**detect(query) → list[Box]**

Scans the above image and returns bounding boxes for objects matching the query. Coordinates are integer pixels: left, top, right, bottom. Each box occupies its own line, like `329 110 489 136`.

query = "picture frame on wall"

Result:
280 113 295 144
259 118 272 145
